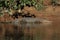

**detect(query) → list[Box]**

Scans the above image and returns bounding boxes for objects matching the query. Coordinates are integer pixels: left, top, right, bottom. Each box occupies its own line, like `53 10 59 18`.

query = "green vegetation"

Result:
0 0 59 16
51 0 60 6
0 0 46 16
0 0 44 10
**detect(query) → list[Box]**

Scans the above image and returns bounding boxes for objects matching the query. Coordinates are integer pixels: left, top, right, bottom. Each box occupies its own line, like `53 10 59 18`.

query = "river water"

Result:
0 17 60 40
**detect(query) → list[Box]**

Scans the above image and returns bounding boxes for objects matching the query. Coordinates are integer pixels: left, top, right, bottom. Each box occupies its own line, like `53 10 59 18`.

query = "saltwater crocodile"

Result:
12 18 52 27
0 18 52 24
0 17 52 27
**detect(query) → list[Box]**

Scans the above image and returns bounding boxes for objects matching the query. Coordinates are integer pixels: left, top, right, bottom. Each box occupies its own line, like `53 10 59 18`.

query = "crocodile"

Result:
12 18 52 27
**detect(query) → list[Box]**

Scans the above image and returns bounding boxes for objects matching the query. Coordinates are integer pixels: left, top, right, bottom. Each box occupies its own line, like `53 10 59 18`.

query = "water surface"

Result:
0 17 60 40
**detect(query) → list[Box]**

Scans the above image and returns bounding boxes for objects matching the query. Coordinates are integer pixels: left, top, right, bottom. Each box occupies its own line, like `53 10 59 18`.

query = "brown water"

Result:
0 17 60 40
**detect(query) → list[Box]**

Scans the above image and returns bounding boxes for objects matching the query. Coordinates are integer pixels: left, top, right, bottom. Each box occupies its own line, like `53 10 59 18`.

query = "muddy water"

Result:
0 17 60 40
